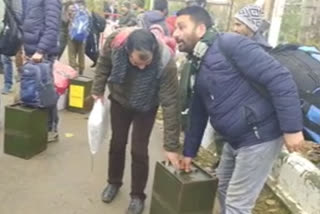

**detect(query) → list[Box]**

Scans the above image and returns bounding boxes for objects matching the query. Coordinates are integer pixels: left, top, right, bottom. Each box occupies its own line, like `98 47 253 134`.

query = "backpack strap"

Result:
217 35 270 99
3 0 22 26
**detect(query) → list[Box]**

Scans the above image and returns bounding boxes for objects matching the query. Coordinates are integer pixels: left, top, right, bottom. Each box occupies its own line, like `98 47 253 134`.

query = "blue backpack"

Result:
20 61 58 108
69 7 90 42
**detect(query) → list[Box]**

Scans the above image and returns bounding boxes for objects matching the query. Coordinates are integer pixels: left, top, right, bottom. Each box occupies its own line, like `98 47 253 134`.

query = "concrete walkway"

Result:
0 64 165 214
0 106 165 214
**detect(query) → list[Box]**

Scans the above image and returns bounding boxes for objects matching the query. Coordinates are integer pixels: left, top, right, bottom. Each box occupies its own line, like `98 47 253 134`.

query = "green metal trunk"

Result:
150 161 218 214
4 104 48 159
67 76 94 114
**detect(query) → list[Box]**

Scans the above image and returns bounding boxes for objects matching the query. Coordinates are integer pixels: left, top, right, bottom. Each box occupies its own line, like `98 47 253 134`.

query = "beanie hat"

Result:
234 5 264 33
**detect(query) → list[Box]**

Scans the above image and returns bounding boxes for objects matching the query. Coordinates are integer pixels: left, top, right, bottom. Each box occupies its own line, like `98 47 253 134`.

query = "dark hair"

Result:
186 0 207 7
153 0 168 12
126 29 158 59
177 6 214 29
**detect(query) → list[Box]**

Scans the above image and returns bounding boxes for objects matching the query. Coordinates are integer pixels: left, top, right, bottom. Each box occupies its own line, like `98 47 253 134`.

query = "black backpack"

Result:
271 45 320 142
0 0 23 56
219 39 320 143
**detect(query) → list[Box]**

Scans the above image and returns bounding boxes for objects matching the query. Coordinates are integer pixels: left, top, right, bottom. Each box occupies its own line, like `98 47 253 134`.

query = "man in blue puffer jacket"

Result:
22 0 62 142
173 6 305 214
22 0 61 59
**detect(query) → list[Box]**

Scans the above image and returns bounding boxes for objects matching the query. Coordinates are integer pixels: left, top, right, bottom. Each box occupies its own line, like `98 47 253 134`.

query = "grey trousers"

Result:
216 137 283 214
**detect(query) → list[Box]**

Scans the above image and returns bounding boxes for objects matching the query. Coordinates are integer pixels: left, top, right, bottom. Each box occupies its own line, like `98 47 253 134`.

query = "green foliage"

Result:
86 0 103 13
279 5 301 44
168 2 184 15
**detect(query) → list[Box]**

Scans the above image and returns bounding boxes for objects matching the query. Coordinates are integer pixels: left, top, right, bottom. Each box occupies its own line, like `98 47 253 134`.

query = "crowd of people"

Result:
93 1 304 214
0 0 307 214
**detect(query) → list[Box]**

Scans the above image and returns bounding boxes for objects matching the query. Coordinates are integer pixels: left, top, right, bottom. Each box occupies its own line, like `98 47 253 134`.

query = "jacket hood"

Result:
252 32 272 51
144 11 165 24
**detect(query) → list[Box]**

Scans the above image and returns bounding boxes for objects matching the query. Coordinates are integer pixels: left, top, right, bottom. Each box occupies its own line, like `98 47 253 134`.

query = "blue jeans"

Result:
1 55 13 89
216 137 283 214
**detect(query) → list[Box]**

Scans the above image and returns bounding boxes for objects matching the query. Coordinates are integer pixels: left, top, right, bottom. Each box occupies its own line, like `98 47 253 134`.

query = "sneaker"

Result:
1 87 12 95
48 131 59 143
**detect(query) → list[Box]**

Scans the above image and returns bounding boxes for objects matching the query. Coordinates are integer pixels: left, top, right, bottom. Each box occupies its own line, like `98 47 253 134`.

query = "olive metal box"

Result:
4 104 48 159
150 161 218 214
67 76 94 114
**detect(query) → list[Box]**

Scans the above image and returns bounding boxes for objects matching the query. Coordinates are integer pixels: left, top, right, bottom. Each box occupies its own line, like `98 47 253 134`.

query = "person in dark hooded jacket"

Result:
137 0 169 35
22 0 62 142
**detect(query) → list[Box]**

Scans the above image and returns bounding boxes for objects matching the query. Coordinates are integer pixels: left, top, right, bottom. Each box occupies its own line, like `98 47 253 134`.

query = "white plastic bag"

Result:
88 99 109 155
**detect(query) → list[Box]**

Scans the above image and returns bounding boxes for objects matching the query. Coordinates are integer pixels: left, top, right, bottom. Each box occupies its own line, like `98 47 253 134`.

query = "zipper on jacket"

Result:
253 126 261 139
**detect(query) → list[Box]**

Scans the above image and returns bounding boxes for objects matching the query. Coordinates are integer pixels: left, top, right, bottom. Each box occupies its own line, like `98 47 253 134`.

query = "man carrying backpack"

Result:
22 0 62 142
233 4 320 144
67 1 89 75
206 4 271 171
174 6 305 214
233 4 271 51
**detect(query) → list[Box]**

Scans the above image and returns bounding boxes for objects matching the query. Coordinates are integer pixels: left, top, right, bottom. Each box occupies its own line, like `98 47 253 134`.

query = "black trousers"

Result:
108 99 157 200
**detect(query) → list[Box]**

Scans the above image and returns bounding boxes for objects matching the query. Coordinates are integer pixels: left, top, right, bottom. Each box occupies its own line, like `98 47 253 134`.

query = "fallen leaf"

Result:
65 133 74 138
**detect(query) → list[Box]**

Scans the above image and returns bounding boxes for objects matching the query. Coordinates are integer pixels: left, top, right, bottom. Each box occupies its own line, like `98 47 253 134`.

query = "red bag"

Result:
150 24 176 55
53 61 78 95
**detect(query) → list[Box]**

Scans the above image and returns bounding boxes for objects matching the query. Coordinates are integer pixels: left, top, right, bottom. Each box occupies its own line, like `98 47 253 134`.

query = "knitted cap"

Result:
234 5 264 33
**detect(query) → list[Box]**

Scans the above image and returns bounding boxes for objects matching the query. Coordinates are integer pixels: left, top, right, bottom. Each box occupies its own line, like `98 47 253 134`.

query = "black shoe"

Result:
101 184 119 203
126 198 144 214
